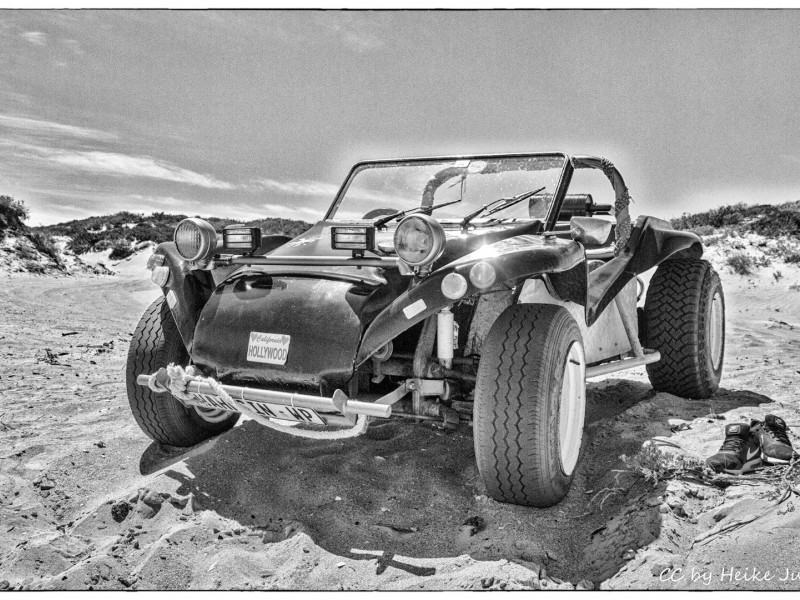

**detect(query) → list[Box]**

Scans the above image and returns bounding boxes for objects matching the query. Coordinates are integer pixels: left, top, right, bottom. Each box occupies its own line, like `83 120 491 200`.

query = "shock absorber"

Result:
437 308 454 369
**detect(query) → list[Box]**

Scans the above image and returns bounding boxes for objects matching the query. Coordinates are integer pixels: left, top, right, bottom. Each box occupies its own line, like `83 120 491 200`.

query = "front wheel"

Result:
125 297 239 447
473 304 586 507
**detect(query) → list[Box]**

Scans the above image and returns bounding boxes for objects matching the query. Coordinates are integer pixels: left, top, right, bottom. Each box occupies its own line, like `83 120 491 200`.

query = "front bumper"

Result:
136 372 391 427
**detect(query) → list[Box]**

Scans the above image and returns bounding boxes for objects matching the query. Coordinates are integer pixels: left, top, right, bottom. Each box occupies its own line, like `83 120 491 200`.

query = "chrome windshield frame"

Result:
324 152 573 231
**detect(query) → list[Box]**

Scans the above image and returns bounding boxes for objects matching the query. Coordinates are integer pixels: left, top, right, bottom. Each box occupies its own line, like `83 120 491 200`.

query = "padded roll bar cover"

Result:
571 156 632 255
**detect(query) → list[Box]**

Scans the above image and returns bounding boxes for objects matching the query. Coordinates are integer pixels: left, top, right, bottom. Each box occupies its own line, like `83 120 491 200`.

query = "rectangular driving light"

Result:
222 225 262 254
331 225 375 251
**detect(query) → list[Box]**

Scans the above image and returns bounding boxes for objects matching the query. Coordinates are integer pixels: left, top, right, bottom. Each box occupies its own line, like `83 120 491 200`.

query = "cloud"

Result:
339 29 384 53
315 14 385 53
20 31 47 46
12 143 235 190
253 177 394 204
0 114 117 141
262 203 322 221
255 178 341 198
122 195 317 222
61 38 84 56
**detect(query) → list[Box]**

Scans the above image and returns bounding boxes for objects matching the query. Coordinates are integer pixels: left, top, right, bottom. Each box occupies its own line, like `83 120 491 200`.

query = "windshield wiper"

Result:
459 186 546 230
373 197 462 229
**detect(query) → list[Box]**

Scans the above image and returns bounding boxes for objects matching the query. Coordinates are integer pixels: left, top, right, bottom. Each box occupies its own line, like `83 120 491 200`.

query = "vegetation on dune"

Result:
28 231 63 267
671 201 800 239
33 211 313 255
5 193 800 282
108 239 136 261
0 195 30 237
725 252 754 275
0 195 67 273
672 200 800 276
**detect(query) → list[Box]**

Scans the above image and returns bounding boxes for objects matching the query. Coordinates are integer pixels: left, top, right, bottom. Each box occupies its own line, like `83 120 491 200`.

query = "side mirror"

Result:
570 217 614 246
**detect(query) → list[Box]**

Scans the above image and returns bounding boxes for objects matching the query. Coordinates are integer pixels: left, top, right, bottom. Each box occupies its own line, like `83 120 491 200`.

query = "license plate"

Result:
246 331 291 365
190 392 326 425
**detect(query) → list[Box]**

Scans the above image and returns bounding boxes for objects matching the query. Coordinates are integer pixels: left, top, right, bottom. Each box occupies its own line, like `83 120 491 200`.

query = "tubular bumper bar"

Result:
135 374 392 420
223 255 399 268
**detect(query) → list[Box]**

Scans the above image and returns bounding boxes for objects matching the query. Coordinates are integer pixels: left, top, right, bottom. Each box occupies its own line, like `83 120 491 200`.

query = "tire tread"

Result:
644 258 723 399
125 298 238 446
474 304 582 507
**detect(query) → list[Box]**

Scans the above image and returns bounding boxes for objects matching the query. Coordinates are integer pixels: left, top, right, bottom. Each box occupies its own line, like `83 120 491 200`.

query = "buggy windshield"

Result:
327 154 568 224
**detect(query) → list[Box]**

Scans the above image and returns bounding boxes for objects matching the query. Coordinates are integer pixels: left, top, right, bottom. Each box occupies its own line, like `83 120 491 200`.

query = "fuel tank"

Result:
191 271 368 394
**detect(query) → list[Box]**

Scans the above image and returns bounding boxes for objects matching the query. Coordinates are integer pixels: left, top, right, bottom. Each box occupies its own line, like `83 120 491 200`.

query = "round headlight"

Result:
469 261 496 289
393 214 446 268
174 218 218 263
441 272 468 300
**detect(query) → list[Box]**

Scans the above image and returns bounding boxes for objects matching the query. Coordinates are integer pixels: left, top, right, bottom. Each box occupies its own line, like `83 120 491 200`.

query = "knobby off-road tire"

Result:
643 258 725 399
473 304 586 507
126 297 239 447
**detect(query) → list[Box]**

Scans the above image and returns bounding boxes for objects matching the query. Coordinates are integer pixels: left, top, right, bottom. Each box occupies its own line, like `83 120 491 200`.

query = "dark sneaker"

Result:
706 423 762 475
751 415 796 464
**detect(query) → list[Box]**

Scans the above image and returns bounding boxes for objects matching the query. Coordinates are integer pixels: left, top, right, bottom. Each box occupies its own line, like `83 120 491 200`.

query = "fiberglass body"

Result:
153 152 701 397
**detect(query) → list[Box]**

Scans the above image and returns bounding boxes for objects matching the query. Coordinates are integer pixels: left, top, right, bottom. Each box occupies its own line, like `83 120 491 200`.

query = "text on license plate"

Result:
190 392 325 425
246 331 291 365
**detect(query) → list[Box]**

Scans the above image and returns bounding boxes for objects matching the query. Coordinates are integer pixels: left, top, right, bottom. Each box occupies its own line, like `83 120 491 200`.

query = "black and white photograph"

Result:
1 5 800 592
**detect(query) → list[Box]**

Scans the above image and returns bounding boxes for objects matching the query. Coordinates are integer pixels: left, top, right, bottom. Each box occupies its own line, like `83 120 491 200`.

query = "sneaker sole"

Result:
723 457 762 475
762 453 790 465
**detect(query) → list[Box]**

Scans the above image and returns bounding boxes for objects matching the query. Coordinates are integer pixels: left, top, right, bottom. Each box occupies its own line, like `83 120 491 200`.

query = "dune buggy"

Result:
127 153 724 507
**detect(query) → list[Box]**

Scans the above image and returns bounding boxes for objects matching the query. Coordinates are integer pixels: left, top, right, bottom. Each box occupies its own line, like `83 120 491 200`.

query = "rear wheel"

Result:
643 258 724 399
473 304 586 507
125 297 239 447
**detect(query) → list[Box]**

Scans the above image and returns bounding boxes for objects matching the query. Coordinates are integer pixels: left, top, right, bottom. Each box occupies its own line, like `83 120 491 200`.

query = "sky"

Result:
1 9 799 226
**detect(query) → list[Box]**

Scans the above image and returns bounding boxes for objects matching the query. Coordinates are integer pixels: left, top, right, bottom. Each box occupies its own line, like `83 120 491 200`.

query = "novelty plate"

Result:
246 332 291 365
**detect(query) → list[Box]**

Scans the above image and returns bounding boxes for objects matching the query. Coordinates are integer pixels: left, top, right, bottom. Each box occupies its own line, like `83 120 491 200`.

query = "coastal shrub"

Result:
28 232 62 266
0 195 29 233
109 239 135 260
726 253 753 275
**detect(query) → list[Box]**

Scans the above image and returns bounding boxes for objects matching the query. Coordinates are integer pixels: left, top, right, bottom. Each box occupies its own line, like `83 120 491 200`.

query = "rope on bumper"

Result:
148 364 370 440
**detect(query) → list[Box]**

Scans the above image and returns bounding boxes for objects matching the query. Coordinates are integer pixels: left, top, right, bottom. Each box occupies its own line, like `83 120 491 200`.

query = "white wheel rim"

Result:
194 405 234 423
708 291 723 371
558 341 586 476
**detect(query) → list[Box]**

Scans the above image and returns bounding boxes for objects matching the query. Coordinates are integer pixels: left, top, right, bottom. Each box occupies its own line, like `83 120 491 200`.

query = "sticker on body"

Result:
246 332 291 365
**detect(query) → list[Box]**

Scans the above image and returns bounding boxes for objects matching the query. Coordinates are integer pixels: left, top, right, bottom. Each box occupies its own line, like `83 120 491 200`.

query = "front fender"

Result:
155 242 216 354
154 235 297 354
585 217 703 325
355 235 586 367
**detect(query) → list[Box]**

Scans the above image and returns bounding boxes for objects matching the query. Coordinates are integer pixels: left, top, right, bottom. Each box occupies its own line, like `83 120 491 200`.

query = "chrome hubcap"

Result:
708 291 724 371
558 341 586 476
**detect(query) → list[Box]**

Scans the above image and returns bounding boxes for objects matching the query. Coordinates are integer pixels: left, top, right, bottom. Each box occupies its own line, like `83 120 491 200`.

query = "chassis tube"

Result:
585 350 661 379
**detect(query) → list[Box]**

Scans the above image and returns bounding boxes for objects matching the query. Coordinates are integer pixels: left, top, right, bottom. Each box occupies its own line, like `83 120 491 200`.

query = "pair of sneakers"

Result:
705 415 796 475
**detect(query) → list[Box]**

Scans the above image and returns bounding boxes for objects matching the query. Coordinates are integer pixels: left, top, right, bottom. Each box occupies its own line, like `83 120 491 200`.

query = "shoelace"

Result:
765 423 792 447
720 435 745 453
